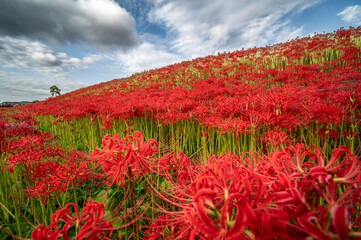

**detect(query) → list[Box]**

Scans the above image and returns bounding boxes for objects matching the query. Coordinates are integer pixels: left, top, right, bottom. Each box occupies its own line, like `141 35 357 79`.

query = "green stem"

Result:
127 167 138 237
73 182 78 207
40 200 48 226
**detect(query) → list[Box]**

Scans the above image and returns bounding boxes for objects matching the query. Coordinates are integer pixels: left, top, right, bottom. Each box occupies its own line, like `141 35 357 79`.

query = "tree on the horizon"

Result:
50 85 61 97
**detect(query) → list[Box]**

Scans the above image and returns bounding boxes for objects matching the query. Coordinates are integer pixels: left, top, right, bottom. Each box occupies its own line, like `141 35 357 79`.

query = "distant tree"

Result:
50 85 61 97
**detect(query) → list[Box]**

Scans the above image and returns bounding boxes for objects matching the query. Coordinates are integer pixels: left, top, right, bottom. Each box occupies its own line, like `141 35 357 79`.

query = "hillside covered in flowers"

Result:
0 26 360 239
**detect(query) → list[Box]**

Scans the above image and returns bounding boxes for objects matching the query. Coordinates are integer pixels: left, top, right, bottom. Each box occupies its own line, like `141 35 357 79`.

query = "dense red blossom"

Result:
147 144 361 239
0 119 95 204
93 131 158 187
32 201 114 240
4 26 360 136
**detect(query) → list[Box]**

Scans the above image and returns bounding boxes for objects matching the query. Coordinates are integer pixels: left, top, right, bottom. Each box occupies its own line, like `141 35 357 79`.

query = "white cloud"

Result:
275 25 304 44
31 52 59 67
0 36 101 102
63 54 103 70
149 0 322 57
239 18 304 49
82 56 102 65
0 71 50 102
0 0 140 50
0 71 86 102
0 36 102 77
114 42 184 76
337 5 361 25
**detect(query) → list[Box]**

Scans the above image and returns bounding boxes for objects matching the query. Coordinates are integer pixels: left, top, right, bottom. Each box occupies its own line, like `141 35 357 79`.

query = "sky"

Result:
0 0 360 102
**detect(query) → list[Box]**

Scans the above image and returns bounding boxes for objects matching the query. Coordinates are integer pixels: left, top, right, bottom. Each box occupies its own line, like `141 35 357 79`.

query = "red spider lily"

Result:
93 131 158 187
270 172 361 239
147 143 361 239
3 128 95 203
0 121 35 141
27 157 93 204
270 172 310 217
147 153 274 239
263 127 292 149
297 213 334 240
271 144 361 183
28 161 63 203
100 114 113 130
52 201 114 240
185 191 259 240
32 223 61 240
269 144 361 239
143 214 194 240
3 132 60 175
92 133 123 162
308 145 361 184
242 151 275 178
270 143 309 175
156 152 191 177
332 205 353 240
144 215 171 240
7 149 42 172
293 205 356 240
32 201 116 240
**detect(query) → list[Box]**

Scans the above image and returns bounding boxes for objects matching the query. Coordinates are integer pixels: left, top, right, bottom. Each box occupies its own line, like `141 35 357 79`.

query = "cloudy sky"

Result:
0 0 360 102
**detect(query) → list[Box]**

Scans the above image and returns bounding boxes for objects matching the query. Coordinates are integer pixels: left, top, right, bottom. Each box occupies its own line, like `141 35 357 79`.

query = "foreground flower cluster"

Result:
143 140 361 239
1 118 360 239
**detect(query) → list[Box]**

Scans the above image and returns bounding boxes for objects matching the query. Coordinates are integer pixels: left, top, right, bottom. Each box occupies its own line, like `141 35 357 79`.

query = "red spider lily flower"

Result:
32 223 61 240
271 143 309 175
45 201 114 240
331 205 353 240
92 134 123 162
270 172 309 217
157 152 191 173
263 127 292 149
4 132 57 171
0 121 35 143
149 153 274 239
309 145 361 184
100 114 113 130
26 150 94 204
297 213 333 240
270 144 361 239
185 191 259 240
28 166 83 204
93 131 158 187
75 201 114 239
271 144 361 184
7 149 42 172
155 151 200 188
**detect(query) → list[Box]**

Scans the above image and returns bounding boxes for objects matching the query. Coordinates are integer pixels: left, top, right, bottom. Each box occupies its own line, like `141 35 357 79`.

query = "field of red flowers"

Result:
0 26 361 239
